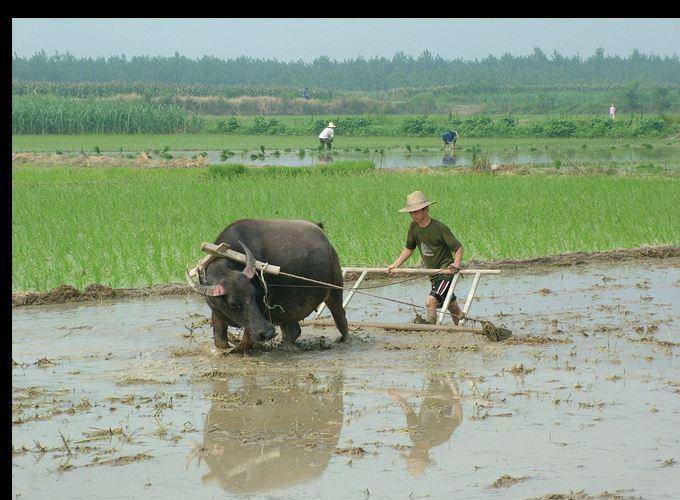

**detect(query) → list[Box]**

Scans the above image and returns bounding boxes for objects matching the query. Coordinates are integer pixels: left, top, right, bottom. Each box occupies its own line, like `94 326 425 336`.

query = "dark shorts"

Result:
429 277 456 307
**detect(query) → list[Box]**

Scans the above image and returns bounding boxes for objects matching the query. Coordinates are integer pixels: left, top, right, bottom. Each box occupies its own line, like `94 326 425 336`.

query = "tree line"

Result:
12 48 680 89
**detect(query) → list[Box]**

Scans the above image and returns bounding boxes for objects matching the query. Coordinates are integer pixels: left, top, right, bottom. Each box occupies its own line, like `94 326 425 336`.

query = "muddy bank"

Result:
12 283 192 307
12 152 208 168
466 244 680 269
12 245 680 307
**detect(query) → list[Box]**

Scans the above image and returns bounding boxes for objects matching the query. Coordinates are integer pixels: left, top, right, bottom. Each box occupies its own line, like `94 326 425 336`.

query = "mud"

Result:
12 259 680 499
12 246 680 307
11 152 209 168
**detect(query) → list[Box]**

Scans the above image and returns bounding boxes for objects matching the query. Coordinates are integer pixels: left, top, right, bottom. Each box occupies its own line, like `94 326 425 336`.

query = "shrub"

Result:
401 116 437 136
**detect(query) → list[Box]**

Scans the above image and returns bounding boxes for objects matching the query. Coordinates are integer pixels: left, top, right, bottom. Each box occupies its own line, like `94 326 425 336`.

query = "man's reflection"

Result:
442 153 457 166
387 374 462 476
193 372 344 493
318 152 333 163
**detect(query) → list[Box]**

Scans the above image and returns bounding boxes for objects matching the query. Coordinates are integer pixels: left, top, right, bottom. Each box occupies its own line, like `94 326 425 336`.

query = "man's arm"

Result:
387 247 414 274
446 244 463 274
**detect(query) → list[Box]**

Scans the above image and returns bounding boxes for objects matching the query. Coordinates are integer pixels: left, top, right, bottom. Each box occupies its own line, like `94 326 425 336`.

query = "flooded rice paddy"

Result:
12 259 680 499
107 146 678 169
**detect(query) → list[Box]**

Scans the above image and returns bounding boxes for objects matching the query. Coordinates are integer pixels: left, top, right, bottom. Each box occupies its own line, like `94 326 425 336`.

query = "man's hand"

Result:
446 264 460 275
386 263 397 275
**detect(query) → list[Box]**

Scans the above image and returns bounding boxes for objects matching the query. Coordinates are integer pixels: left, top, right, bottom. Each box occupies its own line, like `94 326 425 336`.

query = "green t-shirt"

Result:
406 218 462 282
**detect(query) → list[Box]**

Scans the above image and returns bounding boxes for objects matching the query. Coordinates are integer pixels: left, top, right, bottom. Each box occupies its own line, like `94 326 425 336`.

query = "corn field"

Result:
12 96 203 134
11 81 337 100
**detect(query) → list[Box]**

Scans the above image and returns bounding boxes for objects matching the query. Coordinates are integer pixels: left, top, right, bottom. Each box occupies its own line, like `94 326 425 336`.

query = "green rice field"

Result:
12 162 680 292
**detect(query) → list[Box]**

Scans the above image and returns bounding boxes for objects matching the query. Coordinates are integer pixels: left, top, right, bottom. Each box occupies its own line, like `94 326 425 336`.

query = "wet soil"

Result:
12 246 680 307
12 259 680 499
11 152 209 168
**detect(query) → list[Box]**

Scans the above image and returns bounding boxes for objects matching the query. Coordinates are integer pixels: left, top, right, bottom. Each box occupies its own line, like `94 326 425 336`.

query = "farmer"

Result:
318 122 336 150
387 191 464 325
441 130 458 150
609 103 617 120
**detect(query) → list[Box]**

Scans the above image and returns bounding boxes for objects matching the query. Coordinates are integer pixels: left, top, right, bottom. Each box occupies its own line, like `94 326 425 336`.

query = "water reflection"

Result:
318 152 333 163
442 154 457 166
387 374 462 476
194 372 344 494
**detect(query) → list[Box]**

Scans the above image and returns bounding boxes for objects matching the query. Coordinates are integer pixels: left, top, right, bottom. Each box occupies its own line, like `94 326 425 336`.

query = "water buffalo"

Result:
188 219 348 352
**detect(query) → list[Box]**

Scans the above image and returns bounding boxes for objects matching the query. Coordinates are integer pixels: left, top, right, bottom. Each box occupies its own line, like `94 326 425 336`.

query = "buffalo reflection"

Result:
192 372 344 493
387 374 462 476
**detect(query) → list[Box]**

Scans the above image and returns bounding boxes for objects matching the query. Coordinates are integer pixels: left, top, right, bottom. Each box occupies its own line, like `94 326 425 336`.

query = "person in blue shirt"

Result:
441 130 458 151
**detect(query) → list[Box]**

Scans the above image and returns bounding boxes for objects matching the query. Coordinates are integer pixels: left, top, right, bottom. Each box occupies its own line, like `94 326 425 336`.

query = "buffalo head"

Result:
187 241 276 344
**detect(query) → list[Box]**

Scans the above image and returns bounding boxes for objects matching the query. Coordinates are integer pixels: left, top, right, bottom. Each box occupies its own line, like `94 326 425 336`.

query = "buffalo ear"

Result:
239 240 257 279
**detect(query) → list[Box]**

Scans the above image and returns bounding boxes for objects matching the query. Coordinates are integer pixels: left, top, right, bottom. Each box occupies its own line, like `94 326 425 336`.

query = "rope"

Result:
275 270 462 324
275 269 511 339
265 274 424 290
209 258 511 340
256 263 285 317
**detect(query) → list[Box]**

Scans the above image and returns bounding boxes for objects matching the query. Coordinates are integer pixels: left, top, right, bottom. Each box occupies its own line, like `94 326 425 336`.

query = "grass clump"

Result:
207 161 373 179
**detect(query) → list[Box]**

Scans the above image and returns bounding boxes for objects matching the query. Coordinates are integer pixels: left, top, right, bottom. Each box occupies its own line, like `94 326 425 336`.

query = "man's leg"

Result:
425 295 439 324
430 277 458 325
447 300 462 326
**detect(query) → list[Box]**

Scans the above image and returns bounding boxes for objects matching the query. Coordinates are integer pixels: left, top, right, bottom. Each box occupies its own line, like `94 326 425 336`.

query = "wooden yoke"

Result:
200 242 281 275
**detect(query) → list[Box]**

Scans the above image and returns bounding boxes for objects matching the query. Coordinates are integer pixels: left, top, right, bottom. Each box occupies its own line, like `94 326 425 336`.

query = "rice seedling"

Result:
11 164 680 292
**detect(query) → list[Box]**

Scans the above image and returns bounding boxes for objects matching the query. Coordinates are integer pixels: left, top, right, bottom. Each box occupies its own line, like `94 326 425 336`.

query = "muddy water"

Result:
103 147 678 168
12 261 680 499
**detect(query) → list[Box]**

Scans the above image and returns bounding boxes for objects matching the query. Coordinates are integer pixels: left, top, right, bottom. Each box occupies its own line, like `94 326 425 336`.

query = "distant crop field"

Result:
12 163 680 292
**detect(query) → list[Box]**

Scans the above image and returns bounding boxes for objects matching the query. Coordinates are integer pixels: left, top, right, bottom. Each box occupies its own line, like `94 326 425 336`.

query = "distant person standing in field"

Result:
303 87 310 99
318 122 336 150
609 103 617 120
386 191 464 325
441 130 458 151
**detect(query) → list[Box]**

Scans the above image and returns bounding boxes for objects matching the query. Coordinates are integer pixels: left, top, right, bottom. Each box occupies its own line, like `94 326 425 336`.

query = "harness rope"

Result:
253 264 510 340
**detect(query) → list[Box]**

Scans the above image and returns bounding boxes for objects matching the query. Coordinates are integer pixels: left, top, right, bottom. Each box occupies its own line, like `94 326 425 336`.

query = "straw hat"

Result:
399 191 437 213
327 122 336 128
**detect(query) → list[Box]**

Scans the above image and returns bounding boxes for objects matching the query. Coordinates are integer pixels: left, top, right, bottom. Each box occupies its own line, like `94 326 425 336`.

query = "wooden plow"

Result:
190 243 508 339
301 267 501 336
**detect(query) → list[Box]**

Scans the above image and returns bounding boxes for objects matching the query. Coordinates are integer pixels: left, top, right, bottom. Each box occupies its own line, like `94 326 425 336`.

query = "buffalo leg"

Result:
281 322 302 346
324 289 349 342
211 310 231 349
237 329 255 355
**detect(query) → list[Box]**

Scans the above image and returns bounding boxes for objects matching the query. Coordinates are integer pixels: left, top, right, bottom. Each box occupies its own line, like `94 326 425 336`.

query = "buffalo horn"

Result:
239 240 257 279
185 269 225 296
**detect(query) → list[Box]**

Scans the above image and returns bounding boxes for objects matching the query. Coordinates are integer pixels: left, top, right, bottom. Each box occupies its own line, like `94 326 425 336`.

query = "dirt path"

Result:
12 245 680 307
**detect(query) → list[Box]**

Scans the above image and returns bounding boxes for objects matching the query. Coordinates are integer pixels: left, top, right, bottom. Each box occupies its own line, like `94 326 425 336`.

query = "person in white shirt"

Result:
609 103 617 120
318 122 336 149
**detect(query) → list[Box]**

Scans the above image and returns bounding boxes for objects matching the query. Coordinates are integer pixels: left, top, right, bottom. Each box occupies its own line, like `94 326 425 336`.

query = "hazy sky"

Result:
12 18 680 62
